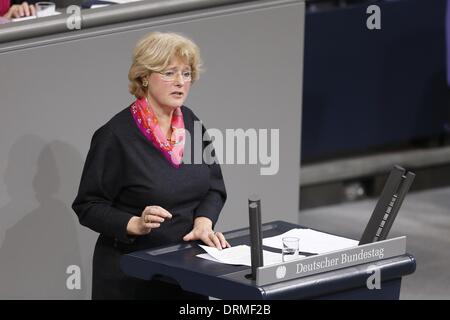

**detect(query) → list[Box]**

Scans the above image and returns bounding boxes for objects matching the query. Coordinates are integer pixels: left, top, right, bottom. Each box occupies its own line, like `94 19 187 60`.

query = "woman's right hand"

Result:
126 206 172 236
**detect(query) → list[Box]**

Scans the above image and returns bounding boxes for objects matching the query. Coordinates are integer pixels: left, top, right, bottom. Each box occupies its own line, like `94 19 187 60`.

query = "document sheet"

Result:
196 229 358 266
197 245 285 266
263 228 358 254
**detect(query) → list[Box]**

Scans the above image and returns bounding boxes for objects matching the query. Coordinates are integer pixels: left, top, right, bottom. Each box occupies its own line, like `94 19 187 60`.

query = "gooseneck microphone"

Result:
248 195 263 280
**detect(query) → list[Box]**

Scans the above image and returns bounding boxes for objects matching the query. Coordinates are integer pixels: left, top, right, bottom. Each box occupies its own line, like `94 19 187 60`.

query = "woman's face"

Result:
145 56 192 111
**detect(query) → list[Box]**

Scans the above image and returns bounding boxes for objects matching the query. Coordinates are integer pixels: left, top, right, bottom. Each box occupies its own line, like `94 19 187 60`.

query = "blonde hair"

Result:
128 32 202 99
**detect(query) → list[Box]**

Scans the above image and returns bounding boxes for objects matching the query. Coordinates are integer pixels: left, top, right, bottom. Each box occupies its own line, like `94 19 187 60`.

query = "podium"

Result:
120 221 416 300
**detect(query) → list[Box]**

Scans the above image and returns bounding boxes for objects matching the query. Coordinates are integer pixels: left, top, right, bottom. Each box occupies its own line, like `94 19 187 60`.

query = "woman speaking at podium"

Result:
72 32 230 299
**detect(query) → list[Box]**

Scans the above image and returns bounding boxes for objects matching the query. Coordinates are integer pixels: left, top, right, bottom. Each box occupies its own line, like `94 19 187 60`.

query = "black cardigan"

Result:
72 105 227 251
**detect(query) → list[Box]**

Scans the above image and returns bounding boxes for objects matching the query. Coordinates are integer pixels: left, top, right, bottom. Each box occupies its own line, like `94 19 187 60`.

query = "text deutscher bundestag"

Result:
296 248 384 273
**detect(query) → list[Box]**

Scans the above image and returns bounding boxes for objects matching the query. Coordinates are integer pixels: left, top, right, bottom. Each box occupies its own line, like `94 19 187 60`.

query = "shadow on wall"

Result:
379 29 450 144
0 135 86 299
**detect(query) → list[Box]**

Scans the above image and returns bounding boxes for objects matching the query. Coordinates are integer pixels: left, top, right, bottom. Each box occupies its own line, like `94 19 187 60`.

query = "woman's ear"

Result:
142 77 148 87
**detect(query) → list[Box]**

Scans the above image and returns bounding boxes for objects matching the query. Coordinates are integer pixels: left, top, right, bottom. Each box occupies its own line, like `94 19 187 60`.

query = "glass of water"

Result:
35 2 56 17
282 237 299 262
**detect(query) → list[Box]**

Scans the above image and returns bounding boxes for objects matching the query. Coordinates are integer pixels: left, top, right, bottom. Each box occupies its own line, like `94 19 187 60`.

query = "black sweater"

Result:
72 105 227 251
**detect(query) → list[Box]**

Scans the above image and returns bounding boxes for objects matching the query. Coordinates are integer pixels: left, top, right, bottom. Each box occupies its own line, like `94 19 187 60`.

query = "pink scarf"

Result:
0 0 11 16
130 98 185 168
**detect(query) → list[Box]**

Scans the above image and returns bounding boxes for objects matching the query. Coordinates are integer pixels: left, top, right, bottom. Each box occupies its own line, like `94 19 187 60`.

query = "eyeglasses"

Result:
158 69 192 82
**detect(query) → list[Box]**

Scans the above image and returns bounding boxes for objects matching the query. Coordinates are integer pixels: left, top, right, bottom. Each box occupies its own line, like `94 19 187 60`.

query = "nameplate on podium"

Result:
256 236 406 286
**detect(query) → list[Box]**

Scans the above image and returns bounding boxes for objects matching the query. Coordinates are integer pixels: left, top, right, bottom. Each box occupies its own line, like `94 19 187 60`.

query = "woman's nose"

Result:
173 74 186 85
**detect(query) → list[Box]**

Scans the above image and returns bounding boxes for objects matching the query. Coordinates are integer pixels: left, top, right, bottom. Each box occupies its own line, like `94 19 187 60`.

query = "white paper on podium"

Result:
106 0 142 3
262 228 359 254
197 244 290 266
91 4 111 8
11 11 61 22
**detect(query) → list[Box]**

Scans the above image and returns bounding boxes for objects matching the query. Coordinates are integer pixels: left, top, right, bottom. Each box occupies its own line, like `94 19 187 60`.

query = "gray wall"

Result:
0 0 304 299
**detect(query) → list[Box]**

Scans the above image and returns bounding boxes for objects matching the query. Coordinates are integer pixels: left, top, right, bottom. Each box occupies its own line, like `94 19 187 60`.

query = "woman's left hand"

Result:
4 2 35 19
183 217 231 250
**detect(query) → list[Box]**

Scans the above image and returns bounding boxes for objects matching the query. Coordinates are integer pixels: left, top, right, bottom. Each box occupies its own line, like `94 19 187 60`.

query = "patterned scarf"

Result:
130 97 185 168
0 0 11 16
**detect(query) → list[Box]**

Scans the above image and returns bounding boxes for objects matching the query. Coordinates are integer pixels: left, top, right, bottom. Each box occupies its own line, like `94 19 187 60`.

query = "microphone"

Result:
248 195 264 280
